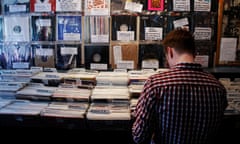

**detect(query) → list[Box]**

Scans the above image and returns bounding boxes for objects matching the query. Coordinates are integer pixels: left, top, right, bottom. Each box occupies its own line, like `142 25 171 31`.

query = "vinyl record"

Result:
84 45 109 69
138 44 164 69
32 44 55 68
56 44 81 70
111 15 137 41
31 15 55 41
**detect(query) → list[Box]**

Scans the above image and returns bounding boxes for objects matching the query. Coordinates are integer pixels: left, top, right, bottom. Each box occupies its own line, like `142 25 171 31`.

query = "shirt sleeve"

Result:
132 78 157 144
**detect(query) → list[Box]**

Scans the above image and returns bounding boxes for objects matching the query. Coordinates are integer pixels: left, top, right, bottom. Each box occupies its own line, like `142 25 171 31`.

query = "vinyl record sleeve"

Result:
111 0 127 14
56 43 81 70
56 0 82 12
193 0 211 12
3 0 30 14
32 43 55 68
111 43 138 69
30 0 56 13
84 0 110 16
31 15 55 41
139 14 164 41
84 45 109 70
138 44 164 69
56 15 82 41
84 16 110 43
2 42 32 69
4 15 30 42
193 12 216 40
111 15 137 41
167 0 191 11
148 0 164 11
167 14 193 33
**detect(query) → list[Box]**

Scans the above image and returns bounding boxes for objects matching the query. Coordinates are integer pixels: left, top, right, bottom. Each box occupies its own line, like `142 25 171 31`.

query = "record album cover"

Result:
167 14 193 33
193 12 216 40
57 15 82 41
56 0 82 12
111 43 138 69
4 15 30 42
31 15 55 41
56 44 81 70
3 0 30 14
30 0 56 13
85 0 110 16
1 42 32 69
148 0 164 11
84 45 109 70
140 14 164 41
84 16 110 43
138 44 164 69
111 15 137 41
32 44 55 68
167 0 191 11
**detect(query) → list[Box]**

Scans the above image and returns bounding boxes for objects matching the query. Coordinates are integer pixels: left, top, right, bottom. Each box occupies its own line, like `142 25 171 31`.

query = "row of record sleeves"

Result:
0 0 217 15
0 12 217 43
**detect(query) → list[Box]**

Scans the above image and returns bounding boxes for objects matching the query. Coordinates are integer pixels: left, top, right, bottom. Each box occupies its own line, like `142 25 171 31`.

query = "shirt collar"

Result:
173 62 203 71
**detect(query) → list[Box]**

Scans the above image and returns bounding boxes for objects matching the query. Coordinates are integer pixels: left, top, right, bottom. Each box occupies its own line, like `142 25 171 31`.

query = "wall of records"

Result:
0 0 219 71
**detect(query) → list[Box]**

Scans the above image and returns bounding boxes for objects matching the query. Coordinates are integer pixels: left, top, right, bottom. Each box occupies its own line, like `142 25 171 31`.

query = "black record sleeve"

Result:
84 45 109 69
138 44 164 68
111 15 137 41
56 43 81 70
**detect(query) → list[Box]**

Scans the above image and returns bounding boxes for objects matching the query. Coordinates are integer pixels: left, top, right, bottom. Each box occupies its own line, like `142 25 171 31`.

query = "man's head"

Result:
162 29 196 67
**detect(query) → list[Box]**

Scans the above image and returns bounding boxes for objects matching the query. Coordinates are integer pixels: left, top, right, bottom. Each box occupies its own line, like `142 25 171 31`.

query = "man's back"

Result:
132 63 228 144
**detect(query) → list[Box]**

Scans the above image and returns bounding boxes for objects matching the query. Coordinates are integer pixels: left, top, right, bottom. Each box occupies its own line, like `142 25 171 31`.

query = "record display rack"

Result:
0 0 220 71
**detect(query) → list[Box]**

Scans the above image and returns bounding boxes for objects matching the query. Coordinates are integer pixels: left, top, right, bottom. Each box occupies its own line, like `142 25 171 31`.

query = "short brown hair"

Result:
162 29 195 55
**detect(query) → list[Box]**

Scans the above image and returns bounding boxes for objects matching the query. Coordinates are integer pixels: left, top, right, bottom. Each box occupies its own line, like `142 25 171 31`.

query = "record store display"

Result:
56 15 82 41
2 42 32 69
32 43 55 68
31 15 55 41
30 0 56 13
138 44 164 69
3 0 30 14
111 15 137 41
139 14 164 41
84 45 109 70
56 43 81 70
56 0 82 12
111 43 138 69
4 15 30 42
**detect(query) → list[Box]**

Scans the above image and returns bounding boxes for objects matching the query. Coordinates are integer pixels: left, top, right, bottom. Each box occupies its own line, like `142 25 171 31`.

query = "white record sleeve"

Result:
4 16 30 42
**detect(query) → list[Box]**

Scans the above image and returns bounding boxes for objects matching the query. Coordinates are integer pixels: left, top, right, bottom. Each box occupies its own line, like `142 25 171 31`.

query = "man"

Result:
132 29 228 144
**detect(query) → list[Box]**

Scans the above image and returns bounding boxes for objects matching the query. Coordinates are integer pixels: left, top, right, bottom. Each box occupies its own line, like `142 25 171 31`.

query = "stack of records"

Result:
40 102 88 118
128 81 144 98
91 85 130 103
0 81 26 99
52 84 92 102
96 71 129 86
63 68 99 89
128 69 157 84
0 98 12 109
30 72 65 86
86 102 131 120
16 83 57 101
0 100 48 115
130 98 138 116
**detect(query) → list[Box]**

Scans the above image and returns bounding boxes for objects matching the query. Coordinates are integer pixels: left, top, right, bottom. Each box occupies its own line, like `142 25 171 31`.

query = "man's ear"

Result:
167 47 173 58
